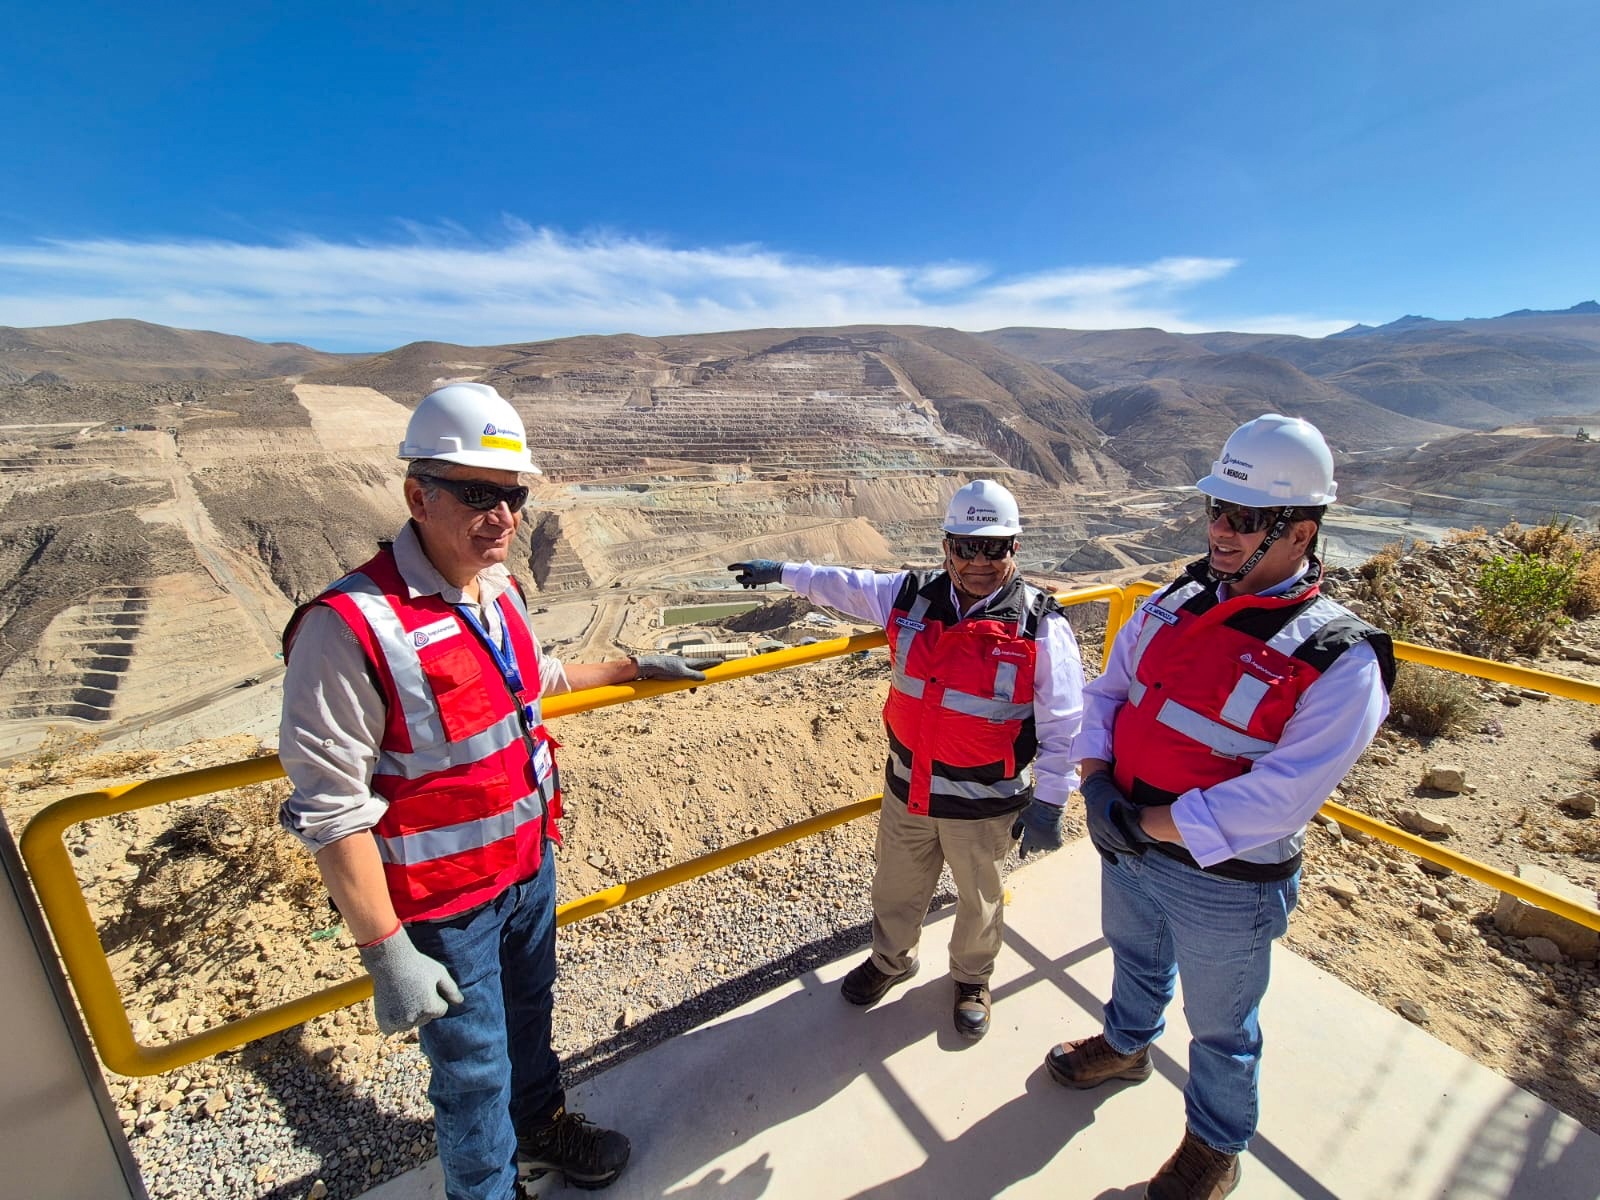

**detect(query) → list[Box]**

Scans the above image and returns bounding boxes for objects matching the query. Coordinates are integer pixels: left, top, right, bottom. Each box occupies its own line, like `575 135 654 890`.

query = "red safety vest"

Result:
882 571 1056 819
1111 558 1393 875
286 546 560 922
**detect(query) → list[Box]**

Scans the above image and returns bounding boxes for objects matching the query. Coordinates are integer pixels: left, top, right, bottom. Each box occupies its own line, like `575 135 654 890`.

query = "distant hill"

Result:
312 324 1119 486
984 302 1600 434
0 319 349 383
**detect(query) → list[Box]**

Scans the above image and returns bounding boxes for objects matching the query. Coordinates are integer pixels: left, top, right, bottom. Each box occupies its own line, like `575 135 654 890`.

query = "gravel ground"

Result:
112 822 944 1200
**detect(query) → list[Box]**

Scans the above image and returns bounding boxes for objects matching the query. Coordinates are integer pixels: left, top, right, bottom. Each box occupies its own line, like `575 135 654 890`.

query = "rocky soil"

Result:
3 537 1598 1200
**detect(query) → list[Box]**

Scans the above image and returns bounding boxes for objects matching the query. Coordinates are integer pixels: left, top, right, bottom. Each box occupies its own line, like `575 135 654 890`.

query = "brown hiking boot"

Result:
1145 1129 1240 1200
1045 1033 1153 1089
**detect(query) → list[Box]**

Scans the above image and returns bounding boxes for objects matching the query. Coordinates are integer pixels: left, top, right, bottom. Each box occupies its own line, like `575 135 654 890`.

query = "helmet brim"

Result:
401 448 542 474
943 522 1021 537
1195 474 1334 507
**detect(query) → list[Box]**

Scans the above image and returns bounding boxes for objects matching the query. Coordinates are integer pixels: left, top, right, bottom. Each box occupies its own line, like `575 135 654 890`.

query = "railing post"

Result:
1 808 146 1199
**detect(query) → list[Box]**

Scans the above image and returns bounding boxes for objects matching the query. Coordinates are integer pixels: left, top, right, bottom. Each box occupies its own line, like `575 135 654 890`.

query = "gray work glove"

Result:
1080 772 1149 864
1011 798 1065 858
633 654 710 681
357 925 464 1035
727 560 785 588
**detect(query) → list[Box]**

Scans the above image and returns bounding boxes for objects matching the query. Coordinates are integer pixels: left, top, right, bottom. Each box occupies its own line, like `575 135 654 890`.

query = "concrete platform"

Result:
367 841 1600 1199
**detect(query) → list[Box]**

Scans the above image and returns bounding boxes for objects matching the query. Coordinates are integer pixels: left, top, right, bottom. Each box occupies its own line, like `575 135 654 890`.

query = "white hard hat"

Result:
943 479 1022 536
1196 414 1335 507
398 382 541 474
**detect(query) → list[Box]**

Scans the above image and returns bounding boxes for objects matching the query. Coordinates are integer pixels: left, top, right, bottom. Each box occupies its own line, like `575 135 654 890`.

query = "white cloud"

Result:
0 226 1347 350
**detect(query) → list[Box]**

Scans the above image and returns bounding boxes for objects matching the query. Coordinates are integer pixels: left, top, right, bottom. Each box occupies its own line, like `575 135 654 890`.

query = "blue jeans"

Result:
1099 848 1298 1154
408 851 563 1200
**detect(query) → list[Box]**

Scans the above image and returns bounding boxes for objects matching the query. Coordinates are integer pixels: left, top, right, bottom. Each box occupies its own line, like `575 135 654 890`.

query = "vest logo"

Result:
895 616 927 632
1239 651 1286 682
1140 601 1180 626
992 647 1027 661
413 617 462 648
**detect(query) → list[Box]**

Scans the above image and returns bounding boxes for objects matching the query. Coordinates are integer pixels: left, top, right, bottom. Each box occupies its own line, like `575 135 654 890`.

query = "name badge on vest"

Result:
895 615 927 632
1140 601 1181 627
531 739 555 787
412 616 463 648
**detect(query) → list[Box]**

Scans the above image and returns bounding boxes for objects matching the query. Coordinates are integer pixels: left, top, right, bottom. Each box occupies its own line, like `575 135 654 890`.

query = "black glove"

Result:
1080 772 1149 863
633 654 709 681
1011 798 1065 858
727 560 784 589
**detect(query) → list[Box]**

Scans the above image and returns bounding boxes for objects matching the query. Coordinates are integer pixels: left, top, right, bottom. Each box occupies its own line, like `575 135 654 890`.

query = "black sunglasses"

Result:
431 476 529 514
1204 498 1284 535
946 536 1016 562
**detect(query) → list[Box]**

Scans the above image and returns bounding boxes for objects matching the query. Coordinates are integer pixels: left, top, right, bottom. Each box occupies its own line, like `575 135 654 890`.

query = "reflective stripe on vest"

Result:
375 786 550 865
891 594 934 697
1126 581 1206 707
1155 699 1277 760
329 571 449 747
886 748 1034 799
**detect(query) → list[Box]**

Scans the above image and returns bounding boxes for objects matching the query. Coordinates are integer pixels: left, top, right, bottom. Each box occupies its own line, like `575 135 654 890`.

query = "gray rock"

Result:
1558 791 1597 817
1397 807 1454 836
1397 998 1430 1024
1422 765 1467 793
1493 863 1600 961
1525 937 1564 964
1325 876 1362 903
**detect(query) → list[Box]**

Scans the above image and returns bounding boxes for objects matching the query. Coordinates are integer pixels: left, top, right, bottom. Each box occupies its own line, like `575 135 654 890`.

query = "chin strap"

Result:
1206 507 1296 585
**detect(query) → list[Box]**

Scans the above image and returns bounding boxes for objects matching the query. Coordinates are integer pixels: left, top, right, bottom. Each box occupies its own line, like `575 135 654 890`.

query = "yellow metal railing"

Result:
17 581 1600 1077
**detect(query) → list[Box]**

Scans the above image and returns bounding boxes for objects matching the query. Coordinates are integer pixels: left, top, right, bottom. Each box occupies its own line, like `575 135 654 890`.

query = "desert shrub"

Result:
1443 526 1488 544
1565 552 1600 618
16 727 103 790
1473 549 1578 656
159 781 322 904
1510 516 1583 559
1358 540 1405 585
1387 664 1481 738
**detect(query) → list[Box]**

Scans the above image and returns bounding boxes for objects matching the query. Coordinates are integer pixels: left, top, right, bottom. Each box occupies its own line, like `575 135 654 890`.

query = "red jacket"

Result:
287 547 560 922
882 570 1058 819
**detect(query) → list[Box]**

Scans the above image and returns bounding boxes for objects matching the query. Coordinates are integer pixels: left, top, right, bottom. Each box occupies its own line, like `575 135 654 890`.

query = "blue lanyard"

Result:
453 600 527 698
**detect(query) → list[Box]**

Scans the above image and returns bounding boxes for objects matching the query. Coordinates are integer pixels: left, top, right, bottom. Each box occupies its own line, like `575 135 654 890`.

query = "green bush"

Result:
1473 549 1578 655
1387 664 1481 738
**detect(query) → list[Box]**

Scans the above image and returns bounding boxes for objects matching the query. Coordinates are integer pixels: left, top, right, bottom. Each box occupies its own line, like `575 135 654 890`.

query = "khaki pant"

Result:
869 796 1017 985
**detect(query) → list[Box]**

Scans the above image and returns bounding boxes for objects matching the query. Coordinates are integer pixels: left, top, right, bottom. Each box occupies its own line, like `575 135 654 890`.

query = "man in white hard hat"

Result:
1043 414 1395 1200
729 478 1084 1041
279 382 706 1200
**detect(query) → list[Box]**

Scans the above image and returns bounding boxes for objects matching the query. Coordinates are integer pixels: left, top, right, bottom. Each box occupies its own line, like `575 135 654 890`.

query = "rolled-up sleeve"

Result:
278 605 390 850
1031 612 1085 804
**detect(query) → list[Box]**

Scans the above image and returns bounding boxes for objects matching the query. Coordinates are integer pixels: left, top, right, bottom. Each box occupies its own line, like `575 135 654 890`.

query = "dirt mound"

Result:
719 594 820 633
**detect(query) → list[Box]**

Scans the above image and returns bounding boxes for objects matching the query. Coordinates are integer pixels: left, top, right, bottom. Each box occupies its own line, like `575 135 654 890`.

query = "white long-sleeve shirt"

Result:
782 562 1085 804
1071 562 1389 867
278 522 569 851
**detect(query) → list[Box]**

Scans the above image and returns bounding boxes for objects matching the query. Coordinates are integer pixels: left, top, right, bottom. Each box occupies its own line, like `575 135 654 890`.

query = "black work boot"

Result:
953 981 991 1040
840 956 919 1006
1045 1033 1153 1089
1145 1128 1240 1200
517 1107 631 1191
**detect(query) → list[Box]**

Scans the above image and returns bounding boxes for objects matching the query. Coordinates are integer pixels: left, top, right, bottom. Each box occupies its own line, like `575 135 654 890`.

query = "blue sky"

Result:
1 1 1595 351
